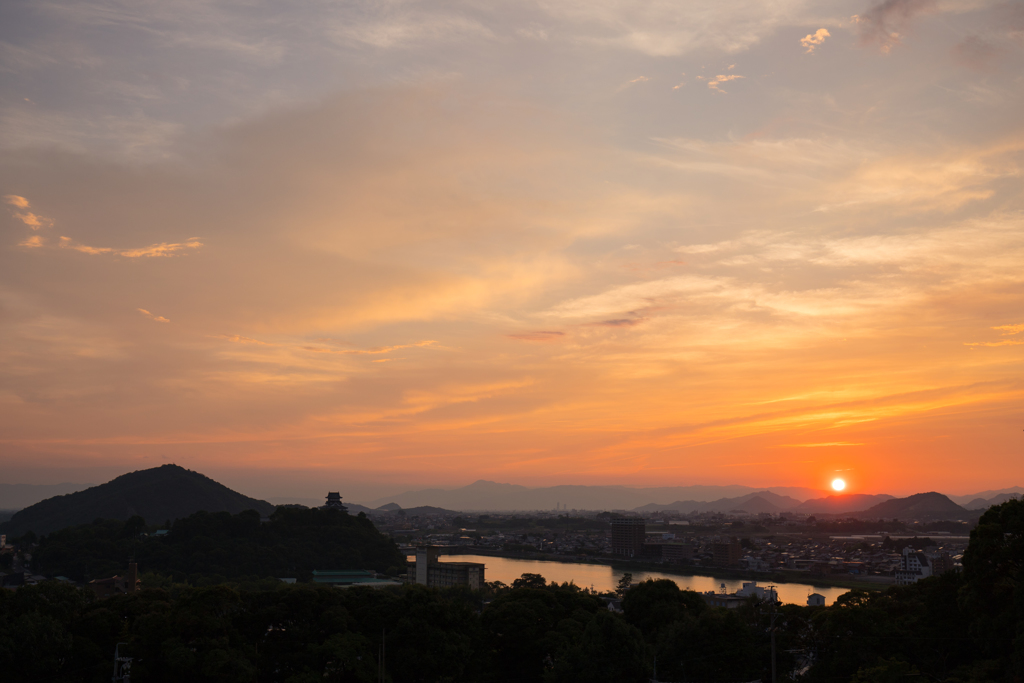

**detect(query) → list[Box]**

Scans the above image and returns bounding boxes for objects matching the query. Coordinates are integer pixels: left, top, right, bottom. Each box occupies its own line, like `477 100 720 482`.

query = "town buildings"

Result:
88 562 140 598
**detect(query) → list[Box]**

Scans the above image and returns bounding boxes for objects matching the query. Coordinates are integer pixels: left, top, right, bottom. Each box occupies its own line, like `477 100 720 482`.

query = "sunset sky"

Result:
2 0 1023 501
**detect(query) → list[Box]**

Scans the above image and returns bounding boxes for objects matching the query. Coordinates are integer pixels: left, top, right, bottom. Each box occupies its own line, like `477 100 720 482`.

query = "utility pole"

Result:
767 585 779 683
112 642 132 683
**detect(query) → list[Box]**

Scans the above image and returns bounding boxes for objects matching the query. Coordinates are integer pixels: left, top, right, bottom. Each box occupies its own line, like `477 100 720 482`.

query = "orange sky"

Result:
1 1 1023 501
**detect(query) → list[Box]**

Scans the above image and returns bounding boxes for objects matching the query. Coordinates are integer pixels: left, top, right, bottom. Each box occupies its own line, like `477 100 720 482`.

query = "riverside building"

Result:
411 546 485 590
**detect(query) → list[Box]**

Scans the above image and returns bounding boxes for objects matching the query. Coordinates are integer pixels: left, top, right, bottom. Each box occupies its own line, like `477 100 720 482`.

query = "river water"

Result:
446 554 853 606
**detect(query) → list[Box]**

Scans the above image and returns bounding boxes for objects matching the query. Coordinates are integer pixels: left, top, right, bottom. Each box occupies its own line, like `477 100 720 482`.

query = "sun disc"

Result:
831 478 846 492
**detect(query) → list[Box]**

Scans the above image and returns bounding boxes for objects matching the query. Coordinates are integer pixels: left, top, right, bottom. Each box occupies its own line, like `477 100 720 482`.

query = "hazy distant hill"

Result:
0 464 275 536
0 482 92 510
963 492 1020 510
792 493 895 514
400 505 457 517
634 491 801 514
854 492 967 519
948 487 1024 506
364 480 826 511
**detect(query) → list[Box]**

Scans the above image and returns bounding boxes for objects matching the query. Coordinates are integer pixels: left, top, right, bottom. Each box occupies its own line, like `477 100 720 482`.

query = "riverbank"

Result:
443 547 891 592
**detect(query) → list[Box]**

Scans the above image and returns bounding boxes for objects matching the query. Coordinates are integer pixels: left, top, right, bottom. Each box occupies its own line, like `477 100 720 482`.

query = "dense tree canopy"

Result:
30 506 406 583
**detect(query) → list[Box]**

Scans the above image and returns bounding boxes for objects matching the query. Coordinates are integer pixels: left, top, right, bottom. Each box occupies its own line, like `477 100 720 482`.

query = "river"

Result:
440 554 853 606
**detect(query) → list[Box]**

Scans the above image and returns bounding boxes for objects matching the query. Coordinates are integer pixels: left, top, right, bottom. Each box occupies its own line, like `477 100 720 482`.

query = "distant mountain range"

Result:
0 482 92 510
0 464 275 536
362 480 829 511
947 487 1024 506
359 480 1021 516
962 492 1020 510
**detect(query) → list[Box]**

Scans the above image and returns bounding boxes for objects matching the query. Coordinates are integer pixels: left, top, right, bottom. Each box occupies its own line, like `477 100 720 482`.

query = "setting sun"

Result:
832 478 846 492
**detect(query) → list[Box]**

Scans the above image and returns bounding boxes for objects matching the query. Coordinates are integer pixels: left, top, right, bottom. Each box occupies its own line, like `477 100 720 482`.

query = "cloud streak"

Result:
58 236 203 257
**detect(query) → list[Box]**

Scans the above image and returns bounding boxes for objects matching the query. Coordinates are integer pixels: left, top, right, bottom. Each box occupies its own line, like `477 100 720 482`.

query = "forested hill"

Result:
0 464 275 536
32 506 406 582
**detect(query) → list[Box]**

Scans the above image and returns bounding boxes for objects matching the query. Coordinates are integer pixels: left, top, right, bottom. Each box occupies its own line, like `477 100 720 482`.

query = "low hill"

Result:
793 493 895 514
0 482 92 510
856 492 967 520
728 495 783 514
401 505 457 517
0 464 275 536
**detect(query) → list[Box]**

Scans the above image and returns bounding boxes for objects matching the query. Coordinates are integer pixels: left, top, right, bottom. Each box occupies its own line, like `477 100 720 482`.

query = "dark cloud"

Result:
856 0 936 51
952 35 1003 70
589 318 645 327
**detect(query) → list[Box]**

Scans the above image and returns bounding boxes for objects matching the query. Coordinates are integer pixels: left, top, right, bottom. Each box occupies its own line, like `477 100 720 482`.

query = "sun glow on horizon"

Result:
832 478 847 492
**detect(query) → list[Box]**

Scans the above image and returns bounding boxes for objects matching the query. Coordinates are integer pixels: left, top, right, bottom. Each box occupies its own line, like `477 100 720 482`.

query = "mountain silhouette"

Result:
855 492 967 519
0 464 275 536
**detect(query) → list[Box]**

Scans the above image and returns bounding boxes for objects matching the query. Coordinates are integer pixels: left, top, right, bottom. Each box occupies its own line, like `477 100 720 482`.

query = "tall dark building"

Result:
611 518 646 557
712 538 743 567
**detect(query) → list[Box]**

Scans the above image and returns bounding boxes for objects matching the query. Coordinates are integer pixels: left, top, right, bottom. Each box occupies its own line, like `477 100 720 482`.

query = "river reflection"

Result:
430 554 852 606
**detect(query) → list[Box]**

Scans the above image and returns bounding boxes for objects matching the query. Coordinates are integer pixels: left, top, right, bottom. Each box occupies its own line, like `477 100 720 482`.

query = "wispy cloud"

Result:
964 322 1024 346
137 308 170 323
707 74 744 93
303 340 437 355
3 195 30 209
18 235 44 248
4 194 52 229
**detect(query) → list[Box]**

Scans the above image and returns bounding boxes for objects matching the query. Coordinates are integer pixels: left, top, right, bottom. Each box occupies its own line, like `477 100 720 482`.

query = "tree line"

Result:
23 506 406 584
